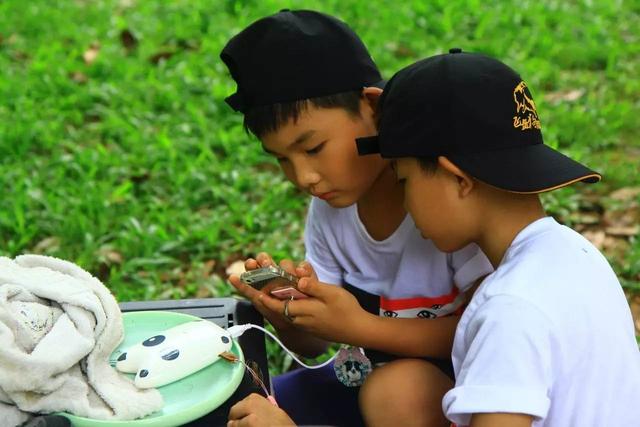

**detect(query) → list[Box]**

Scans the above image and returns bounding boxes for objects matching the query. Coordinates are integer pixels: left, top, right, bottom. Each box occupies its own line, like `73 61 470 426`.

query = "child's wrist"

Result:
347 309 379 347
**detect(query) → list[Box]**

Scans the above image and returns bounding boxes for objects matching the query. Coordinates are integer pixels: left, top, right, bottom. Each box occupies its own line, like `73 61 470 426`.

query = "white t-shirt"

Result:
304 198 493 319
443 217 640 426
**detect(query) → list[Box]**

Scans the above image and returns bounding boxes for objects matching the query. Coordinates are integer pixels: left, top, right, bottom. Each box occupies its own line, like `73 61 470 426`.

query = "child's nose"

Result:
294 166 321 189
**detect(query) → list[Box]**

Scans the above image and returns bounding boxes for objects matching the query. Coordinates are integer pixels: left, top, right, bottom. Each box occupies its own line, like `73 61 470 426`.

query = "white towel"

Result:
0 255 163 425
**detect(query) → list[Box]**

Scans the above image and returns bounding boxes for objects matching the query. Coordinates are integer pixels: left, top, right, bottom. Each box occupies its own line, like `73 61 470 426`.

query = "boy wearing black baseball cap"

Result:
222 10 492 427
357 49 640 426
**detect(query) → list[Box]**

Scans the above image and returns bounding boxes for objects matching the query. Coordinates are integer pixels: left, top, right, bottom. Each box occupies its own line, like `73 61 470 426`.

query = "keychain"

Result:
226 323 373 388
333 346 372 387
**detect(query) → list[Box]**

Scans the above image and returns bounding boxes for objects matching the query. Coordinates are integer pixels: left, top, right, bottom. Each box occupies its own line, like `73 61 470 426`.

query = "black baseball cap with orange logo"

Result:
220 9 384 114
357 48 601 193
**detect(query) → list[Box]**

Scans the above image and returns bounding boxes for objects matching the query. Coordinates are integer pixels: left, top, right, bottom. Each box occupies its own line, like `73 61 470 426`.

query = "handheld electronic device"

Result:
239 265 308 299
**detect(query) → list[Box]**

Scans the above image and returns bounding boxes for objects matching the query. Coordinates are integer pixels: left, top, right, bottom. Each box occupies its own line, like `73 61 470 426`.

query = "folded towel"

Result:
0 255 163 425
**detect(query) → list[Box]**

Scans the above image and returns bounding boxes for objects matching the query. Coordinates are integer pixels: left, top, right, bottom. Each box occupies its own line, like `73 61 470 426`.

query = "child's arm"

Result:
259 263 462 359
353 312 459 358
471 413 532 427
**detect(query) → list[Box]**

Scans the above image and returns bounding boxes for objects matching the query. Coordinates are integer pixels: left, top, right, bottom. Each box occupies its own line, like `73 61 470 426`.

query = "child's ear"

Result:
362 86 383 114
438 156 475 197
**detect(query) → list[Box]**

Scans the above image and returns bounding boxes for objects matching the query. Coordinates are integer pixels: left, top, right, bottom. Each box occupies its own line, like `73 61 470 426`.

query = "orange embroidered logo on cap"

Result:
513 81 541 131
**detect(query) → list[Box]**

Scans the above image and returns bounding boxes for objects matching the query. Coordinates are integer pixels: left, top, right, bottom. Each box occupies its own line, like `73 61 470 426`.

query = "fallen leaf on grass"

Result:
570 211 601 226
582 229 631 258
605 225 639 237
130 171 150 184
384 42 416 58
83 42 100 64
628 294 640 335
69 71 88 84
97 247 124 265
543 89 584 103
177 38 199 51
602 235 631 260
12 51 29 62
603 206 640 229
149 51 174 64
33 237 61 254
582 229 606 249
120 29 138 52
609 187 640 202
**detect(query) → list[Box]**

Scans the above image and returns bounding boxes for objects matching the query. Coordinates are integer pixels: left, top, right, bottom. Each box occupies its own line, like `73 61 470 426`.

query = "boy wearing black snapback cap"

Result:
357 49 640 426
222 10 492 427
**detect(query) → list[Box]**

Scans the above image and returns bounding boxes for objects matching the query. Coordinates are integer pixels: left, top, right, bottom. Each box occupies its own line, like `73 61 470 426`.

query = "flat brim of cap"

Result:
448 143 601 194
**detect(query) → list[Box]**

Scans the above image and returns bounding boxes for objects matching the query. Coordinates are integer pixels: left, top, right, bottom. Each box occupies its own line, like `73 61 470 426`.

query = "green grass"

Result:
1 0 639 372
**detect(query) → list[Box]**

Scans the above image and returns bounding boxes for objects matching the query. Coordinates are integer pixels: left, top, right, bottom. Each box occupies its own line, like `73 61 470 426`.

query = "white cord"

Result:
227 323 337 370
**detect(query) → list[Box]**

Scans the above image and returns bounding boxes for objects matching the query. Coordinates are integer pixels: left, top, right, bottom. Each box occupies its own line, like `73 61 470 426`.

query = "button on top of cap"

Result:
280 8 291 12
449 48 462 54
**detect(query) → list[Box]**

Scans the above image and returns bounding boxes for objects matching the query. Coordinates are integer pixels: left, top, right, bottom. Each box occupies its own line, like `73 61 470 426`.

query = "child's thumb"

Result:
296 261 316 279
296 275 325 298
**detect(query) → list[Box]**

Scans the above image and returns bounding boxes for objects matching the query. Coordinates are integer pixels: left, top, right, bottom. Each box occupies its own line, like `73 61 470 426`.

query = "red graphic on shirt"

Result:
379 288 465 318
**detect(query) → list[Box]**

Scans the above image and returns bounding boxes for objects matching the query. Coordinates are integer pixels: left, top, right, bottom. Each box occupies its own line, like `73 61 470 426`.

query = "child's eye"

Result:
306 142 325 155
397 178 406 185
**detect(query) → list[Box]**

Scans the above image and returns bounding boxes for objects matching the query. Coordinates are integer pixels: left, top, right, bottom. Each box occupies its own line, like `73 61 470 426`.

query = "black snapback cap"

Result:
220 9 384 113
357 48 601 194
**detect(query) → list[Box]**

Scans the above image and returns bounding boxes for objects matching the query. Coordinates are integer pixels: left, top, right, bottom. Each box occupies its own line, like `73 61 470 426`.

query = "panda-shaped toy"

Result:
115 320 233 388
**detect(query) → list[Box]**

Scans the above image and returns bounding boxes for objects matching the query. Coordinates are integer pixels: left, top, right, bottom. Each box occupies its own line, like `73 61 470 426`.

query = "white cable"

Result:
227 323 337 370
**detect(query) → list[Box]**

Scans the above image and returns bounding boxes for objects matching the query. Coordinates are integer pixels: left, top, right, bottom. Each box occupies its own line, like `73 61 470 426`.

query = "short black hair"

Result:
417 157 439 174
244 90 363 138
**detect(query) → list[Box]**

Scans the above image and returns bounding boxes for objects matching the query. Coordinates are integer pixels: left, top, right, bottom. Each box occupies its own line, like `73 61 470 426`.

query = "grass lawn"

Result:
1 0 639 373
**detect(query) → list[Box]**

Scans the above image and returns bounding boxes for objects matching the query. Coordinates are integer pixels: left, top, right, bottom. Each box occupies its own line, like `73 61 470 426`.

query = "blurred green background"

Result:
1 0 639 371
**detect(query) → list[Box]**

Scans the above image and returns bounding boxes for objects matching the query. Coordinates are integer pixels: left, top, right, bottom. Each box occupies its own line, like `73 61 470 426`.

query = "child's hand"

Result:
227 252 301 331
227 393 295 427
259 262 373 344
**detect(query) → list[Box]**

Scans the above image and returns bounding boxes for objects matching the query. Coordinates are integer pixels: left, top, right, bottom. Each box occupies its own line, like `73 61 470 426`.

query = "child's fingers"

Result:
295 276 326 299
259 293 317 323
295 261 316 279
227 393 262 421
229 275 284 319
255 252 275 267
228 274 260 299
244 258 259 270
278 259 296 275
258 293 286 317
228 274 242 287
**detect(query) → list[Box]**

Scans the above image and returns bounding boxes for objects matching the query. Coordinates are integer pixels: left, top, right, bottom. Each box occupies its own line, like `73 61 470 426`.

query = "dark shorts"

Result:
273 357 454 427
